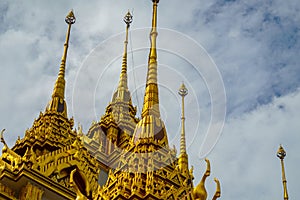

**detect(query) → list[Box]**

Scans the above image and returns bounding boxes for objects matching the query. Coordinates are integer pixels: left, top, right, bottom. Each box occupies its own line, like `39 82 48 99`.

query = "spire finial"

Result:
124 10 133 25
47 10 75 117
277 145 289 200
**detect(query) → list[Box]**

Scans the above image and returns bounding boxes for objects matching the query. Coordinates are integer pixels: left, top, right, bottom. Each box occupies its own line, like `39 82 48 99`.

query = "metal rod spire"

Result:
277 145 289 200
117 11 132 91
179 83 188 154
178 83 189 173
52 10 75 99
47 10 75 117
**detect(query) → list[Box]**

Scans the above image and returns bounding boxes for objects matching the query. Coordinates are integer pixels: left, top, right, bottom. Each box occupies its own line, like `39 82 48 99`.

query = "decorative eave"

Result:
96 145 194 199
86 101 139 147
12 111 76 156
0 165 76 199
1 130 99 198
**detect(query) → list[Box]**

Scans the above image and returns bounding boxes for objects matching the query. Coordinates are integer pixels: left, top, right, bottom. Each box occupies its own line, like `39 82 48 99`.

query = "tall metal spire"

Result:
53 10 75 99
112 11 133 102
277 145 289 200
141 0 160 118
132 0 168 146
178 83 189 172
179 83 188 154
47 10 75 117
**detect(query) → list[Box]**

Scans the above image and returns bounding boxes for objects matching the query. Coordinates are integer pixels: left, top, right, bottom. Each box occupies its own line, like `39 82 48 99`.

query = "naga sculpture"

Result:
70 169 88 200
193 158 221 200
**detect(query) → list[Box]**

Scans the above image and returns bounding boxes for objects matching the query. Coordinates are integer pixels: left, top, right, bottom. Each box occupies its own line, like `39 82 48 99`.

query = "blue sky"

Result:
0 0 299 199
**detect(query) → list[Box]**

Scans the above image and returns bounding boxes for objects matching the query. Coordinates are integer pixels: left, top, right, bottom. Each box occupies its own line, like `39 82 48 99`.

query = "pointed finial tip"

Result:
65 10 76 24
124 10 133 25
277 144 286 159
179 82 188 97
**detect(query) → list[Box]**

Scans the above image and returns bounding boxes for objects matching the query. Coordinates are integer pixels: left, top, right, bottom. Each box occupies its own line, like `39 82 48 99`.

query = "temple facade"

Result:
0 1 221 199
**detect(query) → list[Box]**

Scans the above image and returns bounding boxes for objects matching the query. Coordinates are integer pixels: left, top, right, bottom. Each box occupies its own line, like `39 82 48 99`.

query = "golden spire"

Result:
277 145 289 200
112 11 133 102
141 0 160 118
132 0 168 146
178 83 189 173
47 10 75 117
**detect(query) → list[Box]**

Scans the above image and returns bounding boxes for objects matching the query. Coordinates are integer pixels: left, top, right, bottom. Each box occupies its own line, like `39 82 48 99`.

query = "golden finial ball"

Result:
179 83 188 97
277 145 286 160
124 11 133 25
65 10 76 25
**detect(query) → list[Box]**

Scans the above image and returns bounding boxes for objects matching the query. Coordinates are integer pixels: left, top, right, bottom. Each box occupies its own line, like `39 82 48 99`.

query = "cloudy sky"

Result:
0 0 299 199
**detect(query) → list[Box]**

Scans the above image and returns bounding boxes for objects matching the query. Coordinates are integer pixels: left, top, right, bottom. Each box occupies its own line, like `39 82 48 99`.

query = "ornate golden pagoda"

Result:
89 1 221 199
0 11 99 200
82 11 139 179
0 1 222 200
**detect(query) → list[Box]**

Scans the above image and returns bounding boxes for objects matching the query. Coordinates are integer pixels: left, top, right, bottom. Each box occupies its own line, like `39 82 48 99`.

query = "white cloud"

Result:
185 0 300 116
194 89 300 199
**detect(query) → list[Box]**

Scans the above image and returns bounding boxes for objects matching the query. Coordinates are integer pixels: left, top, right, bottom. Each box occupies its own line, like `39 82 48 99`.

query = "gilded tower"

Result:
82 11 139 184
92 1 221 199
0 11 99 199
0 2 222 200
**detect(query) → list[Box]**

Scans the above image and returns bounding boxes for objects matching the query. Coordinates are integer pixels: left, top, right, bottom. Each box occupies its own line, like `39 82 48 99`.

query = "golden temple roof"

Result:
0 3 223 200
